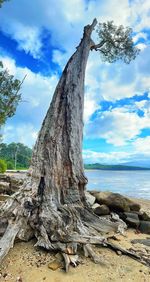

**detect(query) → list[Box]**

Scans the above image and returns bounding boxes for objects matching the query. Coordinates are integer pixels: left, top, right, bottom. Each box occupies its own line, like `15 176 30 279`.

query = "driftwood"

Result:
0 19 149 271
106 241 150 267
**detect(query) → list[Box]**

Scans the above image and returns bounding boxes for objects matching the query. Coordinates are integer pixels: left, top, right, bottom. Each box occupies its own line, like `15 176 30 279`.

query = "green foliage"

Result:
0 159 7 173
6 160 14 169
0 62 21 126
96 21 140 64
0 142 32 169
0 0 9 8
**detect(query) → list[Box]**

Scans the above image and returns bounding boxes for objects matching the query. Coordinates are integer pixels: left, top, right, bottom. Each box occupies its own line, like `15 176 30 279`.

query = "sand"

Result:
0 192 150 282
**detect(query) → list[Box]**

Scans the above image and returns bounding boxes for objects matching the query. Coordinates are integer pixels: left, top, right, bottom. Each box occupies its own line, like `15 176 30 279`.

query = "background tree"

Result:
0 142 32 169
0 159 7 173
0 19 143 270
0 0 21 130
0 62 22 127
0 0 8 8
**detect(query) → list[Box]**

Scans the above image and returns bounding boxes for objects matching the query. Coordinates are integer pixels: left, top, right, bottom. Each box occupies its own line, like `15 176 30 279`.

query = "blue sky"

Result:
0 0 150 166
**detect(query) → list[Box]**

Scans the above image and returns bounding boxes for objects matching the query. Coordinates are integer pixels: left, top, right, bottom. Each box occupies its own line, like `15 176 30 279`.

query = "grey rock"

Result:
129 202 141 212
139 212 150 221
124 212 139 219
92 191 141 212
92 203 110 216
131 238 150 247
85 191 95 206
123 212 140 228
139 221 150 234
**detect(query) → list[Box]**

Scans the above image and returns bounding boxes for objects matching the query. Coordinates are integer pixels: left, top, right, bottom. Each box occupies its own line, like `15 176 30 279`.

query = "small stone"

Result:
116 251 122 256
48 260 62 271
16 277 22 282
3 273 7 278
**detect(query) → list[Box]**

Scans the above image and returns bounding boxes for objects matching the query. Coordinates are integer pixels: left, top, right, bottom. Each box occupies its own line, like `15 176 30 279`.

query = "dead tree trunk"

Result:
1 19 147 270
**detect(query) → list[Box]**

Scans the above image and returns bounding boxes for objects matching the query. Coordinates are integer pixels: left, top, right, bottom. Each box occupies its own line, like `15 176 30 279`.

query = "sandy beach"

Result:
0 197 150 282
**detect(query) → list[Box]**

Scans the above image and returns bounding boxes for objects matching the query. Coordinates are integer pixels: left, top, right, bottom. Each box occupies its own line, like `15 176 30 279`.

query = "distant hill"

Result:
84 163 150 170
121 161 150 168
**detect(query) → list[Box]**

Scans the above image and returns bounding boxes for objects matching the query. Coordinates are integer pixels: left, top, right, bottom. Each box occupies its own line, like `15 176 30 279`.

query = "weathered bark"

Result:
0 19 148 270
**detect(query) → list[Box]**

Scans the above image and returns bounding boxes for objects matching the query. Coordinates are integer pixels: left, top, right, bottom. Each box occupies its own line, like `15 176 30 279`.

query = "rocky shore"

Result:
0 173 150 281
85 190 150 235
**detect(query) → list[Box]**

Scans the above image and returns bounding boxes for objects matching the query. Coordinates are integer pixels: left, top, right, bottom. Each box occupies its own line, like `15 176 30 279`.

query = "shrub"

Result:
7 161 14 170
0 159 7 173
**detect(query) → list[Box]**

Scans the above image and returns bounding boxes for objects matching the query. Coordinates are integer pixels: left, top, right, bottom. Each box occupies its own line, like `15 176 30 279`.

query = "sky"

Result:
0 0 150 166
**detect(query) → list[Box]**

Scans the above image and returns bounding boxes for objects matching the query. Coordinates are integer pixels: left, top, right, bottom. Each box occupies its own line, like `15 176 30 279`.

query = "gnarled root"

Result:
0 219 22 263
0 196 149 271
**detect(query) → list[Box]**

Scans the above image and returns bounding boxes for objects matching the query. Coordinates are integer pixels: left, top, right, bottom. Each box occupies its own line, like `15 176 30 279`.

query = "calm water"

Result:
85 170 150 200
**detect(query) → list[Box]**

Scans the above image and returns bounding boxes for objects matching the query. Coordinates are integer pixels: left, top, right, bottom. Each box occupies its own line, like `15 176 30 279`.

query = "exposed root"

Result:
62 252 79 272
0 219 22 264
62 253 70 272
83 244 105 264
0 196 149 271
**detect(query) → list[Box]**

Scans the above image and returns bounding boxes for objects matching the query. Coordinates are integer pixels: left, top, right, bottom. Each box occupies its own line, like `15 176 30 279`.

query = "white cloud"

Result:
86 107 150 146
83 149 131 164
133 136 150 155
133 32 147 43
1 55 58 108
130 0 150 32
2 124 38 148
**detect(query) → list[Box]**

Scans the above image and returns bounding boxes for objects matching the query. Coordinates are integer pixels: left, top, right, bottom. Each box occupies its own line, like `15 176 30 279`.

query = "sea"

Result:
85 170 150 200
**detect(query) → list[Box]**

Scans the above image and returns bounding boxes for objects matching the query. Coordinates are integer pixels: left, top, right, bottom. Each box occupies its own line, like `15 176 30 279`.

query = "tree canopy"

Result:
0 62 22 127
91 20 139 64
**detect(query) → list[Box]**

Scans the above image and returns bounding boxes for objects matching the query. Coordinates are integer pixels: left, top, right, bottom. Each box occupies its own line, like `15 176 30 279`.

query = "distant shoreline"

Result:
84 168 150 171
84 164 150 170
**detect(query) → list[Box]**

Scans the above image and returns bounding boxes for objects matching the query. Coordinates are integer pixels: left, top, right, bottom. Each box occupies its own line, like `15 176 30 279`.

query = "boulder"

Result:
129 202 141 212
92 203 110 216
93 191 141 212
139 221 150 234
85 191 95 206
123 212 140 228
139 211 150 221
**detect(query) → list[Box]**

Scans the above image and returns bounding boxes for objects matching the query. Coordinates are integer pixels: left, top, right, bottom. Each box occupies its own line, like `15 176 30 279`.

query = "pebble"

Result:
48 260 62 271
16 277 22 282
116 251 122 256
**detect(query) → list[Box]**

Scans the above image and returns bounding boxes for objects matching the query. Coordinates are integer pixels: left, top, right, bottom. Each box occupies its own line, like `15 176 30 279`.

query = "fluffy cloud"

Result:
86 107 150 146
83 149 131 164
2 124 38 148
0 0 148 59
133 136 150 155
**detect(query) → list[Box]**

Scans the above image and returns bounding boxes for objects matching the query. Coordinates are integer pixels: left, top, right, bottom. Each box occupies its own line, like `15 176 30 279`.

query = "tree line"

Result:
0 142 32 170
